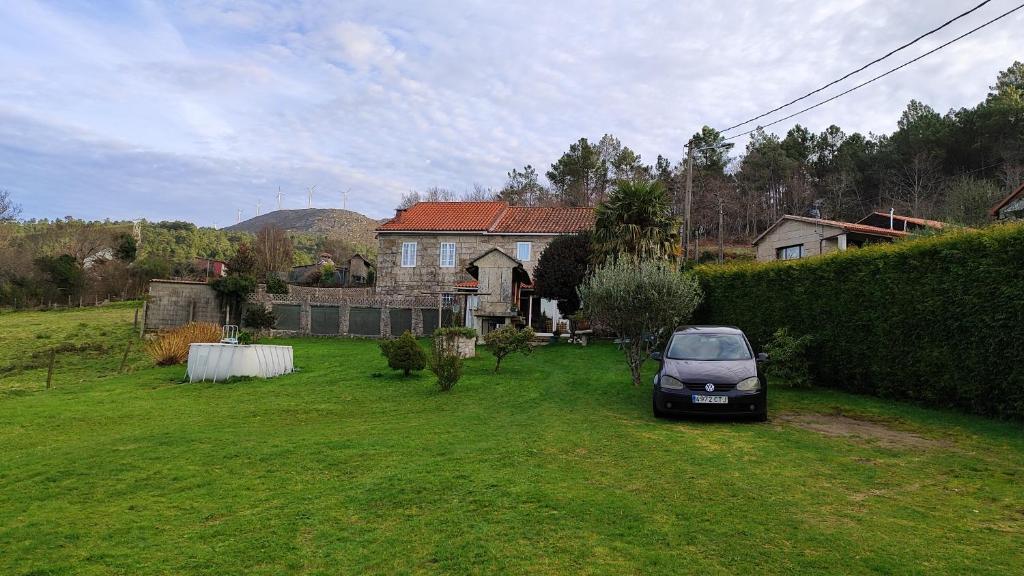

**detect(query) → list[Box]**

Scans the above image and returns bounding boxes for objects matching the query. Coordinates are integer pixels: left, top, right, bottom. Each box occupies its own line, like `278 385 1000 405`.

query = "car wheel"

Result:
652 395 666 419
753 410 768 422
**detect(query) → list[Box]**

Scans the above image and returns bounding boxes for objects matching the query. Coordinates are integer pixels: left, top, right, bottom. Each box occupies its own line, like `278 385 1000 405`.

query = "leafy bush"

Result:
579 258 703 386
144 322 222 366
693 223 1024 419
763 328 814 388
242 306 277 340
380 330 427 376
237 331 254 345
483 325 535 372
534 233 593 315
210 274 256 324
265 274 289 295
434 326 477 339
428 337 462 391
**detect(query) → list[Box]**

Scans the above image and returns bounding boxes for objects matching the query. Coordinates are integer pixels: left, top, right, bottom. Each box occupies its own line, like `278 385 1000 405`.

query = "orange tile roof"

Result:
377 202 595 234
377 201 507 232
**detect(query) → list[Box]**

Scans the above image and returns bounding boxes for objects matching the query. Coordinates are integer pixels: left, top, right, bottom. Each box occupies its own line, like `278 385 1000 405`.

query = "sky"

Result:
1 0 1021 226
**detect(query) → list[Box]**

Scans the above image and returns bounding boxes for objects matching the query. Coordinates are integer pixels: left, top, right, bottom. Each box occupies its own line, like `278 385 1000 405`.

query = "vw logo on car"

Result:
704 383 715 392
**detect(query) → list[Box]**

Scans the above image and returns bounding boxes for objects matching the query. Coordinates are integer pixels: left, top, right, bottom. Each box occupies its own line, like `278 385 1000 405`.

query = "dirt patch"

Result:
775 411 947 450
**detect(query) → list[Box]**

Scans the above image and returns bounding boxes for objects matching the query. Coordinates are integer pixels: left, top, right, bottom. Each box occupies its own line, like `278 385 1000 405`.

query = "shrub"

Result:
579 258 703 386
380 330 427 376
428 337 462 391
145 322 222 366
534 233 593 315
763 328 814 389
265 274 289 295
237 331 254 345
693 223 1024 419
243 306 277 337
434 326 477 339
483 325 534 372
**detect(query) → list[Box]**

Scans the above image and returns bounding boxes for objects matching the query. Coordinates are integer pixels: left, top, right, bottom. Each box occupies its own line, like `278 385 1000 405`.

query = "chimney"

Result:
889 207 895 230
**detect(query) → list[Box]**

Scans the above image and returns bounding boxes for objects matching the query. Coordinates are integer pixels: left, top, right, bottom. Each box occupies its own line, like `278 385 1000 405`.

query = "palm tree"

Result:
593 180 678 262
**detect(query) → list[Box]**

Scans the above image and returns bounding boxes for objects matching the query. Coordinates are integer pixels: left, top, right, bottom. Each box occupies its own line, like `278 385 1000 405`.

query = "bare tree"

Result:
889 153 943 217
254 225 294 277
461 183 495 201
0 190 21 222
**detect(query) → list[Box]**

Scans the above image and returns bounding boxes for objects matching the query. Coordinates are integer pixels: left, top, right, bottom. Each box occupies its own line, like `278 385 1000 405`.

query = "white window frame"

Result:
401 242 417 268
516 241 532 262
439 242 457 268
776 244 803 260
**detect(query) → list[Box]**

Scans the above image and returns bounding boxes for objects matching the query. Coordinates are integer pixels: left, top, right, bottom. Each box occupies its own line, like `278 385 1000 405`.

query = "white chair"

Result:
220 324 239 345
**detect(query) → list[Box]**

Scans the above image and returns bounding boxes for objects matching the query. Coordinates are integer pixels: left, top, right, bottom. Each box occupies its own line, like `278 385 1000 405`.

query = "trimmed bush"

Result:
379 330 427 376
483 325 534 372
694 223 1024 419
763 328 814 389
145 322 222 366
428 337 462 391
242 306 277 339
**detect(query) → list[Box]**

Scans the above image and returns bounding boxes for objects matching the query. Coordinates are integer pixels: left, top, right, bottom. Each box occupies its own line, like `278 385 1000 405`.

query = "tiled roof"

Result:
753 215 909 245
377 202 595 234
490 206 594 233
990 182 1024 216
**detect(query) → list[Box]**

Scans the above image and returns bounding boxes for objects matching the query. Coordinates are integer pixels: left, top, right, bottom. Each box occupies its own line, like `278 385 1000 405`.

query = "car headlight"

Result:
736 376 761 392
659 375 686 390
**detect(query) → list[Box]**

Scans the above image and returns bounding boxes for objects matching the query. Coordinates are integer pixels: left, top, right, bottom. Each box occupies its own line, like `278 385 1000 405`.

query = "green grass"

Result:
0 307 1022 575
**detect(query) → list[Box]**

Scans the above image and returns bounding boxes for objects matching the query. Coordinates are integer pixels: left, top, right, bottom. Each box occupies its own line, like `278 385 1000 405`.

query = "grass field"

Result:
1 305 1022 575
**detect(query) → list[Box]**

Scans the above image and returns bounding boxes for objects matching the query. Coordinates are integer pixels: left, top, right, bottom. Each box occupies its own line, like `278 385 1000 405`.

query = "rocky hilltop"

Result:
223 209 383 247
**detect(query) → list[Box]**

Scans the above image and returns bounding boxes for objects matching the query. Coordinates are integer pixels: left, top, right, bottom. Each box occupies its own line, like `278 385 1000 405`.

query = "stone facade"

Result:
144 280 223 331
375 232 555 295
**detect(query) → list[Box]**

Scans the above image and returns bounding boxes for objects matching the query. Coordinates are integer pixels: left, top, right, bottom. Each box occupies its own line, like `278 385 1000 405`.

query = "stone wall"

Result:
144 280 222 331
375 233 557 295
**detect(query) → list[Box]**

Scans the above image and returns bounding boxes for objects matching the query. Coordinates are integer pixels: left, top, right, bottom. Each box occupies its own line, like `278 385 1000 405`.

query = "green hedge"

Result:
693 223 1024 419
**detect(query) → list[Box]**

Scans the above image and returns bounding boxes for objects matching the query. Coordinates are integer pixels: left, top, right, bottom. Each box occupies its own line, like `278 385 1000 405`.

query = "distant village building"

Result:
752 211 946 262
990 182 1024 220
193 258 228 279
290 252 374 286
375 201 594 336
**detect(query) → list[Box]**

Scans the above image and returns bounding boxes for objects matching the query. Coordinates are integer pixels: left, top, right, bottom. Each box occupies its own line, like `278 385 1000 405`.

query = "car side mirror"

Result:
756 352 769 362
650 351 663 362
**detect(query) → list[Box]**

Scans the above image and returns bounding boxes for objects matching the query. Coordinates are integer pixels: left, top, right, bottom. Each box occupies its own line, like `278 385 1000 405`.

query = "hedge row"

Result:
693 222 1024 419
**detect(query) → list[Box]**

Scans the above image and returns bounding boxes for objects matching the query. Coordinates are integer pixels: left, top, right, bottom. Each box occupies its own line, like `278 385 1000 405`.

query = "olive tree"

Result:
579 258 702 386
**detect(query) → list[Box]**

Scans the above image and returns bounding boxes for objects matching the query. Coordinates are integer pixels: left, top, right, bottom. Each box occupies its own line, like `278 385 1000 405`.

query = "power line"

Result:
719 0 996 134
722 2 1024 142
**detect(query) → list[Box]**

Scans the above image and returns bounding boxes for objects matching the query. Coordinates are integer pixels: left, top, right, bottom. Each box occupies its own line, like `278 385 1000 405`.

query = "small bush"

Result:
237 331 254 345
265 275 289 295
243 306 277 336
428 337 462 391
483 325 535 373
145 322 222 365
763 328 814 388
434 326 477 339
380 330 427 376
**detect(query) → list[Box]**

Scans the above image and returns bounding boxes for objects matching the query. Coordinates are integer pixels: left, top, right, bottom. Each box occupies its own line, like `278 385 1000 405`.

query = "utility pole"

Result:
276 187 283 210
715 191 725 263
682 140 694 265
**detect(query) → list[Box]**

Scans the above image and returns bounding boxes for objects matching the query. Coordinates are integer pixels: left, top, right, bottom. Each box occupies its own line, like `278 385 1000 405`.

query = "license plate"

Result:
692 395 728 404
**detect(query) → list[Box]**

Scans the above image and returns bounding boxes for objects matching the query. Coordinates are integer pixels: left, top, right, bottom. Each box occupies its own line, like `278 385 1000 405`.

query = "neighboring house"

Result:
193 258 228 279
752 211 946 262
375 201 594 336
990 182 1024 220
290 252 374 286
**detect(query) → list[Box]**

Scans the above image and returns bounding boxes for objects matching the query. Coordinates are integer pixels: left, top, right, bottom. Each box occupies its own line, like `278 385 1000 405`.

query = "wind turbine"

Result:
307 185 317 208
256 199 262 216
276 187 283 211
236 209 243 224
341 188 350 210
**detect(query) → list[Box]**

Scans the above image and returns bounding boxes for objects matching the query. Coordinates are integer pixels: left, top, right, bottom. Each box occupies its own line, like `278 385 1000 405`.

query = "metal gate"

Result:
311 306 340 335
348 307 381 336
389 308 413 336
273 304 301 331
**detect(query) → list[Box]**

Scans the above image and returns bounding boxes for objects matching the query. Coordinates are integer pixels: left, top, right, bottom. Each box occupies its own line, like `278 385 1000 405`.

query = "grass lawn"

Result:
1 305 1022 575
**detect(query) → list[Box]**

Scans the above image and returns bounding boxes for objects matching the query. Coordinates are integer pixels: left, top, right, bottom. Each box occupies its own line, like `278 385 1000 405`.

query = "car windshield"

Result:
666 333 751 361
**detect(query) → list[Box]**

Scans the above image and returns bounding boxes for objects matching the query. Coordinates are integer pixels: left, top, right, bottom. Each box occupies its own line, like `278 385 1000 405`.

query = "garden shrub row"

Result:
693 223 1024 419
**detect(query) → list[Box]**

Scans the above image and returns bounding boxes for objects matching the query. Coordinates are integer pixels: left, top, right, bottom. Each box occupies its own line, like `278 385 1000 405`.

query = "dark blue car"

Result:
651 326 767 421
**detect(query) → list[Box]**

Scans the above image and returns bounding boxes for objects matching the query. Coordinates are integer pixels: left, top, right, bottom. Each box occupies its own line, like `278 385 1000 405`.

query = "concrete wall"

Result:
375 232 555 295
144 280 222 331
754 220 845 262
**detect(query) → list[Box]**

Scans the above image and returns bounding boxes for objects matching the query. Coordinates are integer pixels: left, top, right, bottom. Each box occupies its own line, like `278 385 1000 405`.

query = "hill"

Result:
223 209 382 247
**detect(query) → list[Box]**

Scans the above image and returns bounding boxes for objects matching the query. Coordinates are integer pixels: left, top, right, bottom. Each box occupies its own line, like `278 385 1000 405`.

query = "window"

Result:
667 333 752 361
401 242 417 267
441 293 456 307
776 244 802 260
439 242 457 267
516 241 532 262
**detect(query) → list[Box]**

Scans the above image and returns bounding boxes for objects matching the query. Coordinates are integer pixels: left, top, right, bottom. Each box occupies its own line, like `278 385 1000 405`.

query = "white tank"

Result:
186 343 294 383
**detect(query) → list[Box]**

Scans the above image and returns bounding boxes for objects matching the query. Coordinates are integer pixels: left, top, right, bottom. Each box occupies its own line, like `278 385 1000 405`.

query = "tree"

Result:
593 180 677 262
228 243 257 276
0 190 20 222
547 138 605 206
254 225 293 277
114 233 137 262
483 325 534 373
497 165 549 206
939 175 1003 226
533 233 592 316
35 254 85 300
428 336 463 391
380 330 427 376
242 305 277 340
398 186 458 209
579 259 702 386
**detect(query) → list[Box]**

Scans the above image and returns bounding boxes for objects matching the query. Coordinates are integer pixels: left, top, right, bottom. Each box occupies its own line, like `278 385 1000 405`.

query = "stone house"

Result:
375 201 594 336
990 182 1024 220
752 211 946 262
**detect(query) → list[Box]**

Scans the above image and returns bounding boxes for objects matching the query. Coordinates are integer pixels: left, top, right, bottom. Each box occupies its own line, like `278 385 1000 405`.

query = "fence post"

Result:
119 341 133 373
139 301 147 338
46 349 56 389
